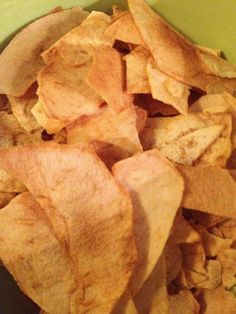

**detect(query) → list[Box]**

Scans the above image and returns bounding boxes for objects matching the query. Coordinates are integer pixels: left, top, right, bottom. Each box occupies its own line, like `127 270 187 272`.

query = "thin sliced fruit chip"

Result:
0 167 26 193
0 191 16 209
42 11 112 64
31 100 66 134
128 0 236 94
0 144 136 313
86 47 133 112
112 149 184 294
0 192 82 314
197 45 222 57
124 46 151 94
217 249 236 289
37 53 103 124
112 290 138 314
140 112 231 166
134 255 169 314
197 260 222 290
178 166 236 218
176 268 207 289
194 225 232 257
217 219 236 240
190 92 236 150
67 105 142 167
197 285 236 314
8 88 42 133
169 290 200 314
0 7 88 97
147 57 190 115
104 12 145 46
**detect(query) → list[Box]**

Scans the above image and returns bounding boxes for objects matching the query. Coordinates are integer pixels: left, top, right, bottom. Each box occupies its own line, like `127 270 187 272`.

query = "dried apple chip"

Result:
67 105 142 165
128 0 236 94
178 165 236 218
37 53 103 124
197 285 236 313
113 149 184 294
0 192 82 314
124 46 151 94
86 47 133 112
0 7 88 96
42 11 112 64
147 57 190 115
0 144 136 313
197 260 222 290
217 249 236 289
113 290 138 314
164 239 183 285
134 255 169 314
169 290 200 314
104 12 145 46
0 191 16 209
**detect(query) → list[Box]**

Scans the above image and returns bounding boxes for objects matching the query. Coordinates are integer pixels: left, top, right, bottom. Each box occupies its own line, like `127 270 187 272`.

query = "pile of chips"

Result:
0 0 235 313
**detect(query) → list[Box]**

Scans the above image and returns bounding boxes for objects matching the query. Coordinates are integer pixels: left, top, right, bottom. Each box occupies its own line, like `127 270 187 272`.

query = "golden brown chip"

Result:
217 249 236 289
0 192 82 314
42 11 112 64
0 7 88 97
128 0 236 94
124 46 151 94
135 106 147 133
169 290 200 314
31 100 66 134
217 219 236 240
134 255 169 314
197 45 222 57
147 57 190 114
37 53 102 124
0 191 16 209
197 285 236 313
197 260 222 289
176 268 207 289
67 105 142 167
0 144 136 312
113 149 184 294
178 165 236 218
164 239 183 285
104 12 145 46
86 47 133 112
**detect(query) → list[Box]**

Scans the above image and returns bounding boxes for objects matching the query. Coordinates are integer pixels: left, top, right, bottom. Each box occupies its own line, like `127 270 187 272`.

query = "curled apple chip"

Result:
147 57 190 115
124 46 151 94
104 12 145 46
67 105 142 166
169 290 200 314
197 260 222 289
37 53 103 125
178 166 236 218
42 11 112 64
128 0 236 94
217 249 236 289
0 192 81 314
0 144 136 312
86 47 133 112
140 111 231 166
112 149 184 294
0 7 88 97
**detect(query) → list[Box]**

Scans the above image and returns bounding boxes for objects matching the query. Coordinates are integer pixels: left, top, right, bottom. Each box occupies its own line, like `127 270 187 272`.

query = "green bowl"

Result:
0 0 236 313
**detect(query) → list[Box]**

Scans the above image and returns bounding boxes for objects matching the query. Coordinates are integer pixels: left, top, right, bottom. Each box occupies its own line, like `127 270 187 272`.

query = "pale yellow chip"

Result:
0 144 136 312
217 249 236 289
86 47 133 112
128 0 236 94
113 149 184 295
169 290 200 314
42 11 112 64
134 255 169 314
0 7 88 96
178 165 236 218
197 285 236 313
147 57 190 114
104 12 145 46
124 46 151 94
